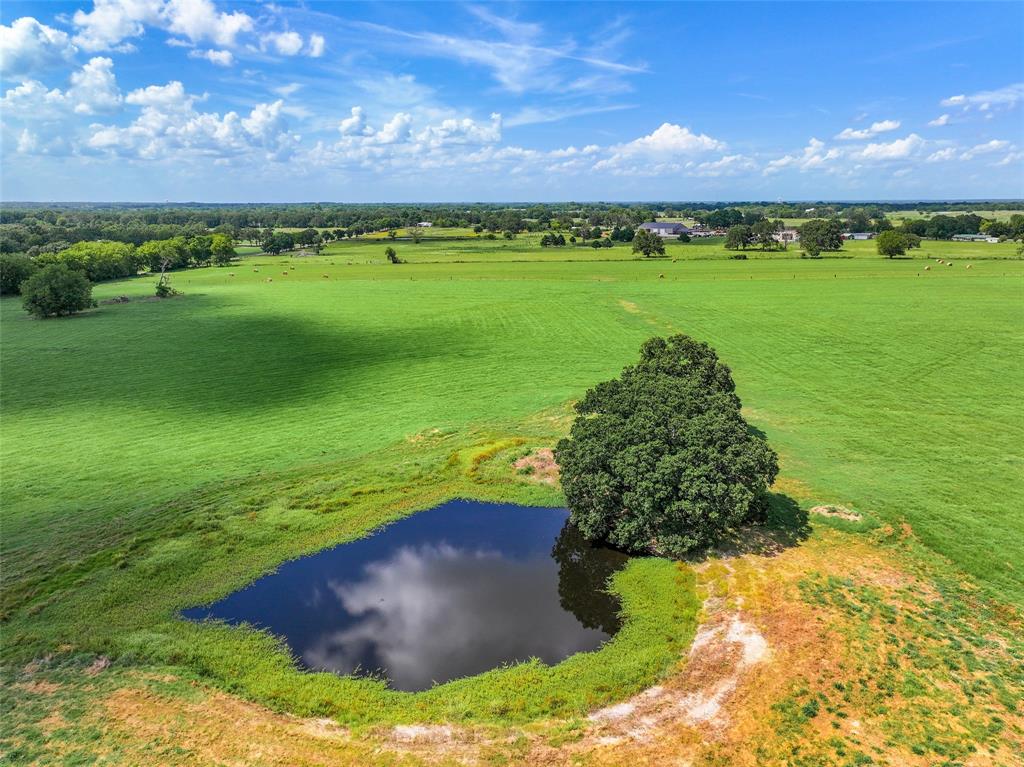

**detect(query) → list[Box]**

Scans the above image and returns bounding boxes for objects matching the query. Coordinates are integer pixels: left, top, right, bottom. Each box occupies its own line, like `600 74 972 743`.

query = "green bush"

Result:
555 334 778 556
0 253 38 295
21 263 94 318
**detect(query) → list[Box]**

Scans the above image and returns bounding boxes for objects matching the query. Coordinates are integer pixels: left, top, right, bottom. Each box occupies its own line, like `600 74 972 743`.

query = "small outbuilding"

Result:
843 232 876 240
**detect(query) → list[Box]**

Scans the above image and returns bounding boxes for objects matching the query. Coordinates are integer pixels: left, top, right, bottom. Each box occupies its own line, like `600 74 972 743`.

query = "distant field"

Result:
317 232 1021 263
887 209 1021 222
276 226 480 238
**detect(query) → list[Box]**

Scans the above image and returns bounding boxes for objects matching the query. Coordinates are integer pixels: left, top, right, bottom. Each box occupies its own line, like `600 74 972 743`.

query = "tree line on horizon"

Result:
3 201 1023 255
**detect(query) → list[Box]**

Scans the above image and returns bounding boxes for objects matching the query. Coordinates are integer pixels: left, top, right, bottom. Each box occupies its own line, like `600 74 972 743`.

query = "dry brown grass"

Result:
513 448 560 485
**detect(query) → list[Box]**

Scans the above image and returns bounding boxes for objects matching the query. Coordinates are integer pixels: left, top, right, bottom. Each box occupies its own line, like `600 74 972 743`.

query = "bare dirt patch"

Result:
85 656 111 676
810 504 861 521
513 448 559 485
14 679 63 695
618 299 640 313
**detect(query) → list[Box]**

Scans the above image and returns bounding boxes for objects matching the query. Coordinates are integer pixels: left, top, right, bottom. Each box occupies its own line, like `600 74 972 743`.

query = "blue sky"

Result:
1 1 1022 202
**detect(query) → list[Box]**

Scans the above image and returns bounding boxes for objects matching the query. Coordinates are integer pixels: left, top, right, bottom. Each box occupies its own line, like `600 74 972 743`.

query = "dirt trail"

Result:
585 565 770 743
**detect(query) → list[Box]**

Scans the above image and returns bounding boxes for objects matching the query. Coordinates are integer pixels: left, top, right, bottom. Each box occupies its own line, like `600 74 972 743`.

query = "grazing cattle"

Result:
659 273 665 279
266 278 273 282
322 274 329 278
282 272 289 276
253 268 259 272
924 265 931 270
229 273 235 277
966 264 973 269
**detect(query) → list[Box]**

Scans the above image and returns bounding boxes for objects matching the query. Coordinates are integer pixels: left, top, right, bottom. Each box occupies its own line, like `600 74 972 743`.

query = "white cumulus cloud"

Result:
856 133 925 161
307 33 325 58
338 106 368 135
72 0 252 52
1 17 79 76
188 48 234 66
959 139 1011 160
1 56 122 119
835 119 901 140
261 31 304 56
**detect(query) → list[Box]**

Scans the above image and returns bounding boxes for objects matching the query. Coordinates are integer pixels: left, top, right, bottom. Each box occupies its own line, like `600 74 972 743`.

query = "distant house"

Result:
417 221 433 228
952 234 998 243
843 232 876 240
772 228 800 244
638 222 692 238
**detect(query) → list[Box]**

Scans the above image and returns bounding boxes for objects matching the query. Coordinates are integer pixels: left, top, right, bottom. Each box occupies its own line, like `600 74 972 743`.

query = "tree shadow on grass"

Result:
685 492 811 564
1 293 470 415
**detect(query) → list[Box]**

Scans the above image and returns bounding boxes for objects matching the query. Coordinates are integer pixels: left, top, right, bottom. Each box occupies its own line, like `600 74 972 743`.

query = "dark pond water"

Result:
183 500 629 691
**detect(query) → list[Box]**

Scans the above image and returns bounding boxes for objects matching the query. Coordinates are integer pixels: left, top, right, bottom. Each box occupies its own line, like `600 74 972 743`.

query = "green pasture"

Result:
1 252 1022 725
887 209 1021 222
316 233 1020 263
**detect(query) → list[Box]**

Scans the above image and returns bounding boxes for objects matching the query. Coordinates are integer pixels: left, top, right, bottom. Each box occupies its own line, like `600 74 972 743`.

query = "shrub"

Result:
0 253 38 295
21 263 94 318
555 335 778 556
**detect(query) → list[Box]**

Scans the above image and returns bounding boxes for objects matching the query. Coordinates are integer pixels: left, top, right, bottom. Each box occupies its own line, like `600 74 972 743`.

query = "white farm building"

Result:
638 222 692 238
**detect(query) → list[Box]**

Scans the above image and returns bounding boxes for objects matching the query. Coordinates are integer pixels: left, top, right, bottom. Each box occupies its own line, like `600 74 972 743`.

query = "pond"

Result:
183 500 630 691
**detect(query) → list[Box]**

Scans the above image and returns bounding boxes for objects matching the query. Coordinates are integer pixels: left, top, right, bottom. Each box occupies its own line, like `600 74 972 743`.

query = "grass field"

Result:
887 209 1022 222
314 233 1021 263
2 249 1023 762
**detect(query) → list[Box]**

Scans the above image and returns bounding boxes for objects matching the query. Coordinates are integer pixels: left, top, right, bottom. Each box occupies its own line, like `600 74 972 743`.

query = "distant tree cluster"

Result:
979 215 1024 239
0 253 38 295
540 233 567 247
724 219 787 251
898 213 1024 240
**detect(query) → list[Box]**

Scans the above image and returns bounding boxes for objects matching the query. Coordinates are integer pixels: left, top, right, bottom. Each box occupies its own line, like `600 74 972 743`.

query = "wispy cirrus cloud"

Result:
349 14 646 96
504 103 635 128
